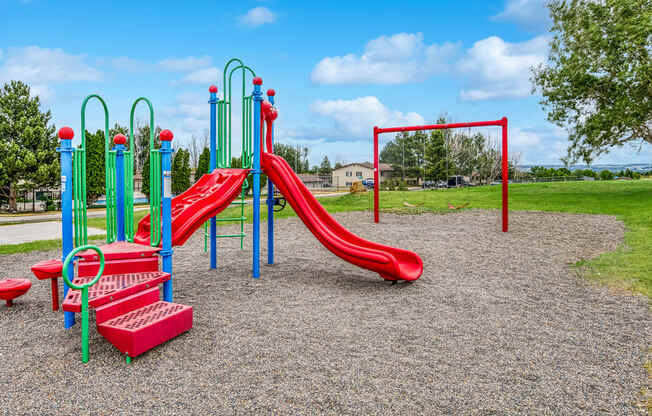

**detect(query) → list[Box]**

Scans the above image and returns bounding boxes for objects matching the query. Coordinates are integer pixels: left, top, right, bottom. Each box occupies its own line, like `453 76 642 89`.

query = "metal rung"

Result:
230 201 247 205
216 217 246 222
216 233 246 238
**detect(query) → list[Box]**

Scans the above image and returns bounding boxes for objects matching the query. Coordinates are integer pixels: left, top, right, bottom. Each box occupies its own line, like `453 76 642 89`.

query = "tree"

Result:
134 123 161 174
274 143 309 173
188 133 209 170
181 149 191 190
84 129 106 204
0 81 58 211
532 0 652 163
140 128 161 199
171 148 191 194
319 156 332 176
600 169 614 180
334 162 343 170
195 147 210 182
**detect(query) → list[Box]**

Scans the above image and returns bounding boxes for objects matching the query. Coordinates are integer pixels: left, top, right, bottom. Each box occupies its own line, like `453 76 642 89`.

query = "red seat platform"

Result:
31 259 63 311
0 278 32 307
62 271 170 313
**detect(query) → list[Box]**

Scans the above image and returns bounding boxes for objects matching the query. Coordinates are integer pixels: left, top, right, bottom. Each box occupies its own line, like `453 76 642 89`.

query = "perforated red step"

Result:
97 301 193 358
95 287 160 325
62 271 170 313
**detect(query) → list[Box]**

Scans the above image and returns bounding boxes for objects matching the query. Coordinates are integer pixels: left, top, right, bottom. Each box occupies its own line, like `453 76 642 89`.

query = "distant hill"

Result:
520 163 651 173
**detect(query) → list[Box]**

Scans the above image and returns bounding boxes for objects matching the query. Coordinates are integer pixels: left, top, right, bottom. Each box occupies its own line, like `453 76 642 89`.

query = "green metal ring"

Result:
62 245 105 290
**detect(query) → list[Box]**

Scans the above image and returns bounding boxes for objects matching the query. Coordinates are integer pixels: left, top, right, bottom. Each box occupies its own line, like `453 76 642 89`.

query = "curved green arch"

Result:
80 94 110 151
129 97 155 151
129 97 159 245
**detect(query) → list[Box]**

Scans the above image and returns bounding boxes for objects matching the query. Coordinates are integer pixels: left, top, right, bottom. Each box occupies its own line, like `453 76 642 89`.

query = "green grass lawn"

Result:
3 180 650 299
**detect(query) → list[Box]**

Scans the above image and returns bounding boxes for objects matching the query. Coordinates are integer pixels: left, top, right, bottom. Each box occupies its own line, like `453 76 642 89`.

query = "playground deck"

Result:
1 211 650 414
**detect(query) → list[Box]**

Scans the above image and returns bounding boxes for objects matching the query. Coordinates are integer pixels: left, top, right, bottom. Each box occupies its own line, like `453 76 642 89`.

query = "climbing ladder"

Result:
204 59 256 253
61 242 193 363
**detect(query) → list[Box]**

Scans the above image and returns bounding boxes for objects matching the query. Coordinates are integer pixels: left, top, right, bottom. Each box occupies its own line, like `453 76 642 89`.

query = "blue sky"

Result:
1 0 650 166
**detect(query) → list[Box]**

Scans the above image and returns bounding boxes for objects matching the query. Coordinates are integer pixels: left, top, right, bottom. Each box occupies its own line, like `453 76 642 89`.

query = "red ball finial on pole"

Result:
58 127 74 140
160 129 174 142
266 89 275 97
253 77 263 85
209 85 218 93
113 134 127 145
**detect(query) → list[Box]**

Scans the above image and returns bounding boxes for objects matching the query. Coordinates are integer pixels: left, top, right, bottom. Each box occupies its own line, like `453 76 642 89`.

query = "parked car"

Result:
362 178 374 188
447 175 469 188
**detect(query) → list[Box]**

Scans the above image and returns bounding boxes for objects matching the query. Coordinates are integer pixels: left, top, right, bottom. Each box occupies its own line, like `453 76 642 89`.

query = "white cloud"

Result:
310 96 425 139
0 46 102 84
0 46 102 102
239 7 276 27
311 33 460 84
457 35 548 101
492 0 550 29
174 67 220 85
110 56 148 72
158 55 212 71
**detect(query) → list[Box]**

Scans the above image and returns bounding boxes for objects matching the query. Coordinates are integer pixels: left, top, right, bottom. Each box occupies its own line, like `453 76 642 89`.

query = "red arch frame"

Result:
373 117 509 232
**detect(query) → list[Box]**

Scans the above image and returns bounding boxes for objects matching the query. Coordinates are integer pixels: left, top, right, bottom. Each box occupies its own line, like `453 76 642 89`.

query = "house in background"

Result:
297 173 330 190
331 162 393 188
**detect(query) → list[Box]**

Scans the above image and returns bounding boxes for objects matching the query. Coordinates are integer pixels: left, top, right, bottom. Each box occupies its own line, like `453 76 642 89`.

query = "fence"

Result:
1 188 62 213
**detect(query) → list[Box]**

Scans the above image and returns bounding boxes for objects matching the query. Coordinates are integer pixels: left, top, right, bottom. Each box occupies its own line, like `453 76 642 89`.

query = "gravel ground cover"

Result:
0 210 650 415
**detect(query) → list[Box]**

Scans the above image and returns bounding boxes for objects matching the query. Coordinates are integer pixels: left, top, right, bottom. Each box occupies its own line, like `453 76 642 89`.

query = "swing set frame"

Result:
372 117 509 232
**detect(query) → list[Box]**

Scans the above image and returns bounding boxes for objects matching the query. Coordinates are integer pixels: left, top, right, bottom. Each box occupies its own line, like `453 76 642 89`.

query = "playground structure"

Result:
30 58 423 363
372 119 509 231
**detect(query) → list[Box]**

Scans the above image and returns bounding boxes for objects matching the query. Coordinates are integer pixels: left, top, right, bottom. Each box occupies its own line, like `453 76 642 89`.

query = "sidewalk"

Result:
0 222 105 245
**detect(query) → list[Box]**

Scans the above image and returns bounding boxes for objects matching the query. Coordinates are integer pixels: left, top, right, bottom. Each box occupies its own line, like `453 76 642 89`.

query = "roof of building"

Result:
334 162 393 171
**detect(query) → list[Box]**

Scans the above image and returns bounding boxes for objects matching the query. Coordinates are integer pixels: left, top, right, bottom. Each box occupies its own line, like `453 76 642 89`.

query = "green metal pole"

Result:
62 244 105 363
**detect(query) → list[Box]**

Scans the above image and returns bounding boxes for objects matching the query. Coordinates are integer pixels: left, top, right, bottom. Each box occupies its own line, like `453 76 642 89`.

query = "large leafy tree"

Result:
532 0 652 163
0 81 59 211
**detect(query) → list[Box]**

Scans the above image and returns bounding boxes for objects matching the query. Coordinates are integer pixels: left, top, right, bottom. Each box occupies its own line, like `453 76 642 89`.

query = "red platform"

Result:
77 241 161 261
98 301 193 358
62 271 170 313
0 278 32 307
78 256 159 278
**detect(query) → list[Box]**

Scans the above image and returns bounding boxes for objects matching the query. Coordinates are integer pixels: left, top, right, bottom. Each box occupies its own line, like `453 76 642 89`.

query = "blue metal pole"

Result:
252 78 263 279
57 127 75 328
160 130 174 301
114 139 126 242
209 85 218 270
266 90 275 265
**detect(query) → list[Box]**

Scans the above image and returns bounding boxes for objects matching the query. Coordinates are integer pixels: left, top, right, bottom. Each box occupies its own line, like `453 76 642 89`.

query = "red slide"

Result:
262 153 423 281
134 169 249 247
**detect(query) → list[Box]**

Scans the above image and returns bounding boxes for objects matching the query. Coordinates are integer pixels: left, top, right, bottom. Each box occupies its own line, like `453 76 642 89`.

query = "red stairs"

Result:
63 241 192 361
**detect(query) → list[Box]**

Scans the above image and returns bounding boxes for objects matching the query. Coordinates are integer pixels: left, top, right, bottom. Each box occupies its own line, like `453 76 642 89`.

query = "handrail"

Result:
62 244 105 363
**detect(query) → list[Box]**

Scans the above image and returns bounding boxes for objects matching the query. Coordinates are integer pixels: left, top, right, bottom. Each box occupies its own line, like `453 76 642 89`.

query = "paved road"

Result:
0 222 105 245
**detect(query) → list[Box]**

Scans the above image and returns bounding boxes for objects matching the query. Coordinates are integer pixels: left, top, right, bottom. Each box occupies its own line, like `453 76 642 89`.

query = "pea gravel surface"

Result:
1 210 650 415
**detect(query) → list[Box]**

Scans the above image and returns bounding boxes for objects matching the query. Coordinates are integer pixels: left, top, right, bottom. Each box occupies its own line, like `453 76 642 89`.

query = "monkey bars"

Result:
373 117 509 232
